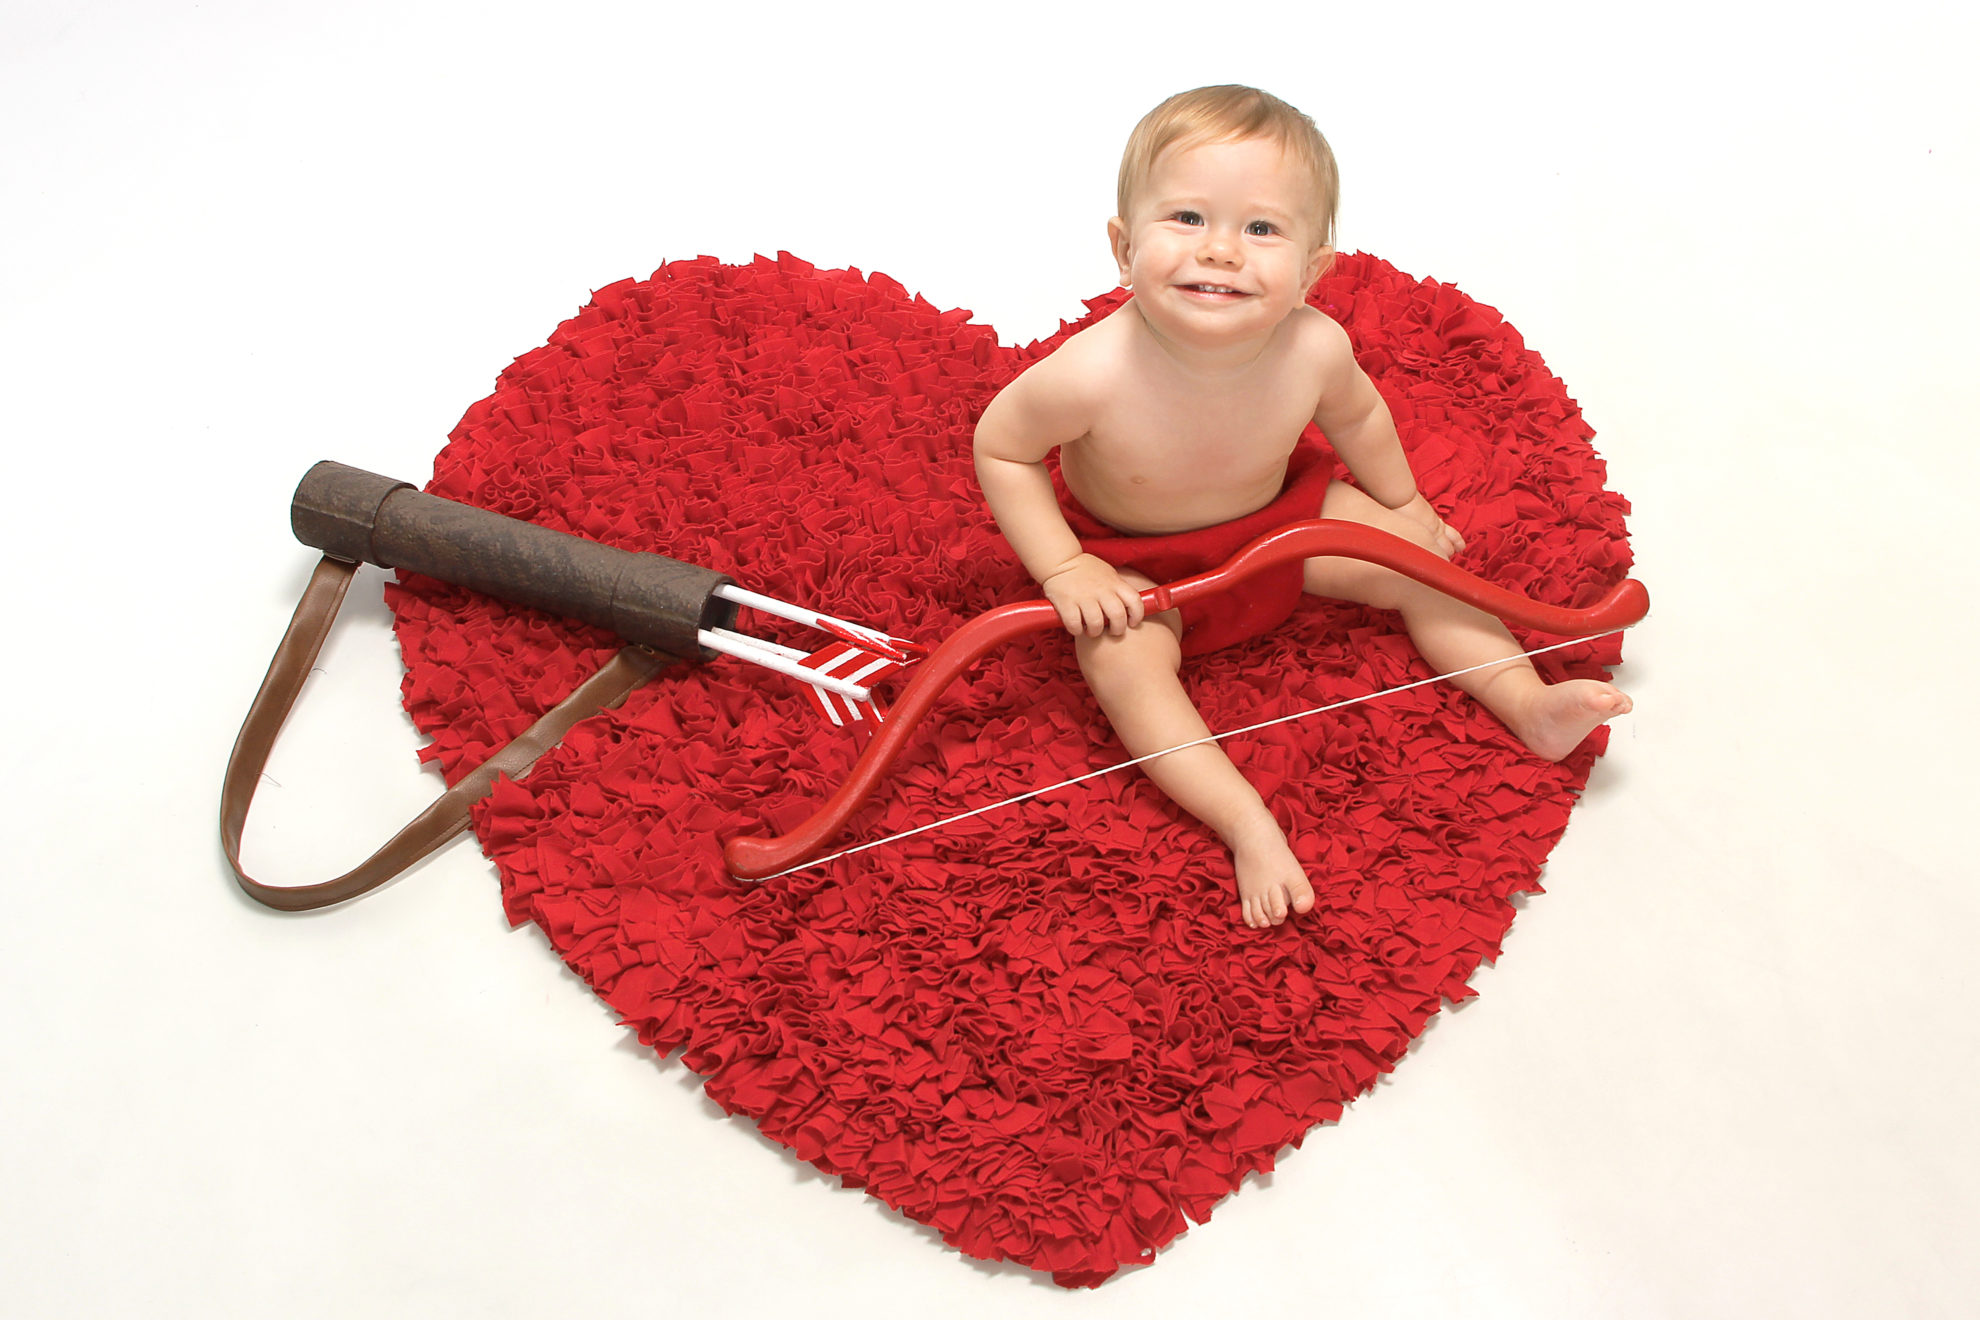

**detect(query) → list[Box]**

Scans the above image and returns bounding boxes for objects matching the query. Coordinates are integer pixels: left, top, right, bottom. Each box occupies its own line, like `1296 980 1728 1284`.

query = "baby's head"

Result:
1116 85 1338 251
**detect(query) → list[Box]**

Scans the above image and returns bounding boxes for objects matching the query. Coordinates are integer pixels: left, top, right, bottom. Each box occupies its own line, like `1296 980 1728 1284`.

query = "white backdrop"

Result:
4 2 1975 1316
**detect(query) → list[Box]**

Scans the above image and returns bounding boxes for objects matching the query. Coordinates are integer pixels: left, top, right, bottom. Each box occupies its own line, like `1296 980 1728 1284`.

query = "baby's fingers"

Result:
1098 591 1136 636
1052 598 1089 635
1120 583 1147 629
1096 589 1140 636
1085 597 1122 637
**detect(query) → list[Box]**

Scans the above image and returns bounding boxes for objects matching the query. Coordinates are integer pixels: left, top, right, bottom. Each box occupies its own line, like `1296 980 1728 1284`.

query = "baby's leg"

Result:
1077 573 1313 928
1305 483 1632 761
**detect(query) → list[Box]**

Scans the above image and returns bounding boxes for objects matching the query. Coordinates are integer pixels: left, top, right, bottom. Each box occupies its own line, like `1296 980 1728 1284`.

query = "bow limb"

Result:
1153 518 1651 635
722 517 1649 880
723 596 1063 878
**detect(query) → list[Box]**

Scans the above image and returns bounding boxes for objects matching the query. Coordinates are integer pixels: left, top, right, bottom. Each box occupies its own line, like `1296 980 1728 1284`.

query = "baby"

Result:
973 85 1632 929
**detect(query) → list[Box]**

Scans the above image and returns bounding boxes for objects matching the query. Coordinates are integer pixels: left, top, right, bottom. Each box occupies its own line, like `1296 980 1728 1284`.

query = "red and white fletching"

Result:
701 583 925 732
800 641 912 726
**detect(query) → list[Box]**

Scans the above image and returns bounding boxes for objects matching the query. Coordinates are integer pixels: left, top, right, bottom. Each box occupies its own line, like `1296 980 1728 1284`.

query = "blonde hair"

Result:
1116 85 1339 248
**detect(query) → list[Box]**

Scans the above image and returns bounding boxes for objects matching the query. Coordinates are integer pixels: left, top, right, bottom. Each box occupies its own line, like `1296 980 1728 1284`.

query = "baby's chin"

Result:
1141 291 1288 339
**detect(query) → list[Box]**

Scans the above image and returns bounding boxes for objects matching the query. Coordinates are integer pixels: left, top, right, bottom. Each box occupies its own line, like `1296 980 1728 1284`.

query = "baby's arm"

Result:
1309 318 1464 557
974 367 1146 637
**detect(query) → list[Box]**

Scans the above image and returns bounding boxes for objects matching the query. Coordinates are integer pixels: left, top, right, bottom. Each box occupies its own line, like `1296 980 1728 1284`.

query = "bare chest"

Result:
1067 371 1320 534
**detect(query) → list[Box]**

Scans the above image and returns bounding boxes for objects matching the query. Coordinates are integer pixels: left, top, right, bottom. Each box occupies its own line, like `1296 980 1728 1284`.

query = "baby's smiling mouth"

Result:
1179 283 1247 296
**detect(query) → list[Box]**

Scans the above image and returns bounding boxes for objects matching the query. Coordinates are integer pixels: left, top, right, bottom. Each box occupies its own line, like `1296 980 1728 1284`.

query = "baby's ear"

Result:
1305 244 1336 290
1107 217 1132 287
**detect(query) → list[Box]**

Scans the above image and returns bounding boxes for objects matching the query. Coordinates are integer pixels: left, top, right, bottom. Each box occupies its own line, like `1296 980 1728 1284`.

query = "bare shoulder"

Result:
976 319 1119 457
1027 314 1131 399
1278 306 1366 421
1285 305 1356 375
978 324 1116 459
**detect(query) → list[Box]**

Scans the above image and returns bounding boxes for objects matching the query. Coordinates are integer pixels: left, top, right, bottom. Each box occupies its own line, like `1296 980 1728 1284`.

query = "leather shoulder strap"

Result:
220 555 668 911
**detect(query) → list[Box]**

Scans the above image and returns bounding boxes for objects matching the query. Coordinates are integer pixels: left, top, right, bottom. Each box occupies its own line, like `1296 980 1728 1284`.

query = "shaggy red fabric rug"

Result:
386 252 1633 1285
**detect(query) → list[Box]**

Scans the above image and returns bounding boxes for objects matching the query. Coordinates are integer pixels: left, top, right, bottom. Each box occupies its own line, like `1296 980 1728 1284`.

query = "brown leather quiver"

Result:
223 461 730 911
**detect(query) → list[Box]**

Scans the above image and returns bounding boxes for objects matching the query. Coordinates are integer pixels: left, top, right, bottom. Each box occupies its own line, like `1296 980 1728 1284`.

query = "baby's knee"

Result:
1076 620 1182 687
1321 481 1441 552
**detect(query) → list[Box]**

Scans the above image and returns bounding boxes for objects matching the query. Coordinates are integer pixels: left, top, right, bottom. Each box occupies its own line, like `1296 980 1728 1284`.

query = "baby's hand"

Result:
1042 554 1147 637
1394 493 1465 560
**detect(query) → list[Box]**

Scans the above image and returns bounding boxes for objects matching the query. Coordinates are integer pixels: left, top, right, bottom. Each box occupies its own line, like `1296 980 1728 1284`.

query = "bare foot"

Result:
1227 815 1316 929
1508 678 1634 762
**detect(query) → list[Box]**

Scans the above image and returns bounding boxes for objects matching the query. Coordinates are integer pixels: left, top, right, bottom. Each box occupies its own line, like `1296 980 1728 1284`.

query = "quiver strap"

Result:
219 555 669 911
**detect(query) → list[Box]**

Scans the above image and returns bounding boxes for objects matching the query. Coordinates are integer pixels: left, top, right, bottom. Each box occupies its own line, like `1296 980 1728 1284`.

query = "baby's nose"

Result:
1199 229 1241 263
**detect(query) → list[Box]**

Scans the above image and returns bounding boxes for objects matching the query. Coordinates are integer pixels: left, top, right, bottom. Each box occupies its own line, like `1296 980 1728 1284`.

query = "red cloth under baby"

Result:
1054 437 1336 655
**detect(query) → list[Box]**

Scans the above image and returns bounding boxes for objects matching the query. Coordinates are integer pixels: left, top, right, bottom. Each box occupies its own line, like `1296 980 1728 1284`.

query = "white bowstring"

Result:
749 628 1630 881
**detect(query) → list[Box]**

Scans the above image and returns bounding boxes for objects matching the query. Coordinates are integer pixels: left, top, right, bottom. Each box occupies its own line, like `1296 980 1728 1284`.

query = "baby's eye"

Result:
1172 210 1203 226
1246 220 1277 237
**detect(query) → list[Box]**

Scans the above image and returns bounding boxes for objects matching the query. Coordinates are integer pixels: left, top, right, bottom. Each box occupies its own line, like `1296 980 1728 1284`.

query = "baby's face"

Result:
1109 136 1332 349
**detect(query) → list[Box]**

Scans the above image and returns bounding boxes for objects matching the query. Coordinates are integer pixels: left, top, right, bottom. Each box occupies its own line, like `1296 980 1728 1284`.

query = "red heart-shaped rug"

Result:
385 251 1632 1286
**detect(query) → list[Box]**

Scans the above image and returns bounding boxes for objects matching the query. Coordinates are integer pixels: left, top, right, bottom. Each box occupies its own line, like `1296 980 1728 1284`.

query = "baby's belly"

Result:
1067 471 1288 536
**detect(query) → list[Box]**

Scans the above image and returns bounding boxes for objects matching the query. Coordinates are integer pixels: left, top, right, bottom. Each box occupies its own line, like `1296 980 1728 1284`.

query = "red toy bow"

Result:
723 517 1650 879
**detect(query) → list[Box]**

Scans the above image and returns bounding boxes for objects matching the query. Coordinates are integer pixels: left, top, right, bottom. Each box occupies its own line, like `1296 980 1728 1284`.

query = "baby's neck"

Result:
1128 301 1284 379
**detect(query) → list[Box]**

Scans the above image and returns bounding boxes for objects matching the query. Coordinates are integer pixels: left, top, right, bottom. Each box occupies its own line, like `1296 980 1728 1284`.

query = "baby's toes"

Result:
1287 873 1316 915
1264 885 1289 925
